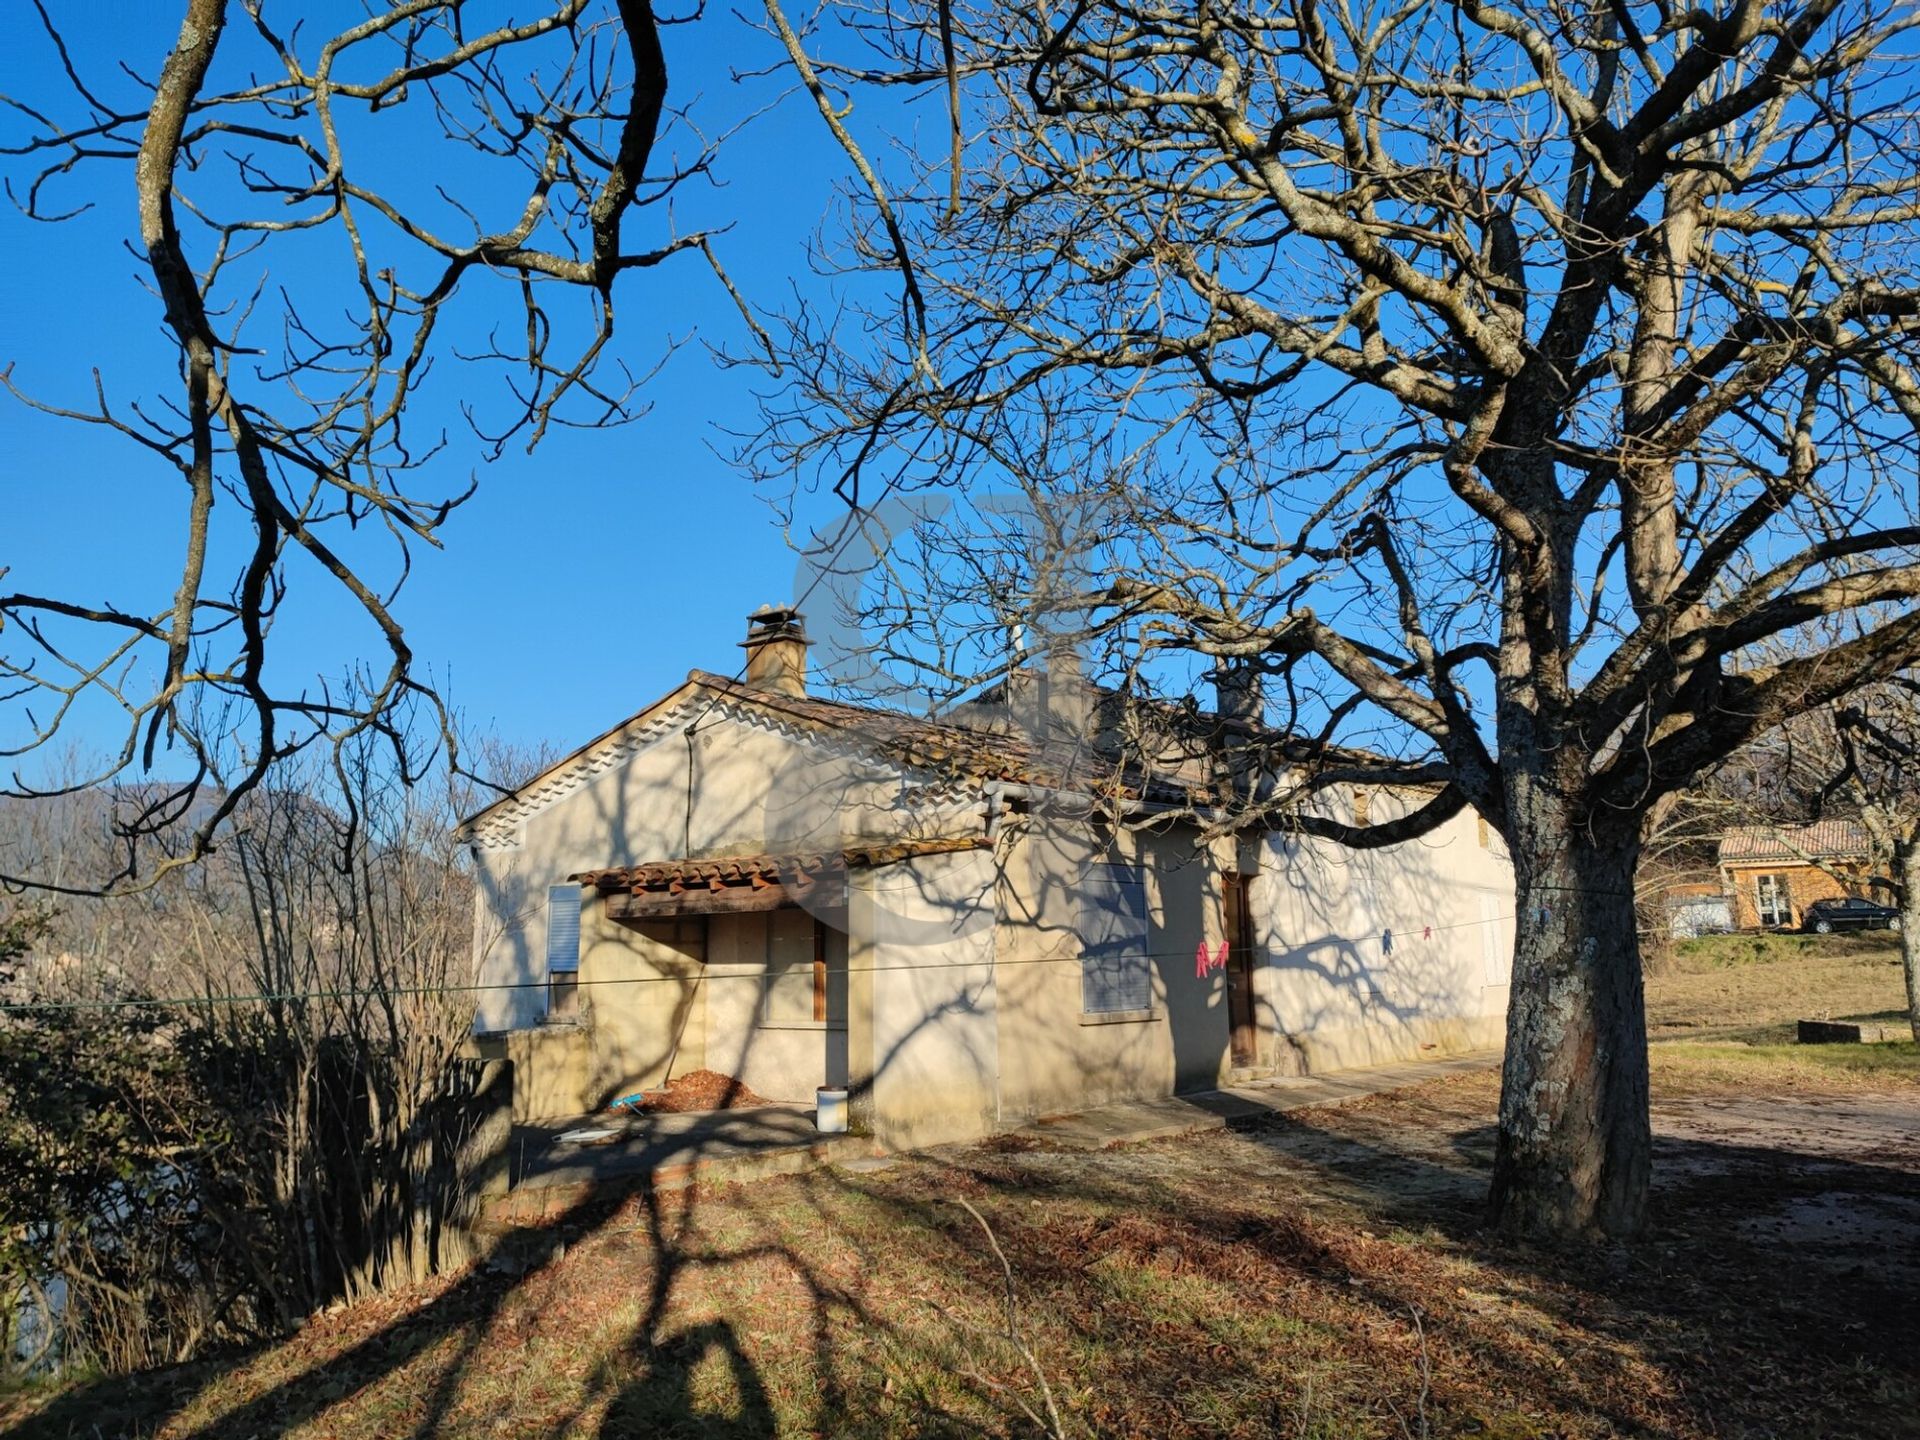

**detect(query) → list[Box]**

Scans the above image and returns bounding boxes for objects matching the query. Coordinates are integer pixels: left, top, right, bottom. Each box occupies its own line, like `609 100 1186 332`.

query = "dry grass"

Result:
1646 930 1909 1041
10 935 1917 1439
1653 1038 1920 1091
9 1052 1918 1440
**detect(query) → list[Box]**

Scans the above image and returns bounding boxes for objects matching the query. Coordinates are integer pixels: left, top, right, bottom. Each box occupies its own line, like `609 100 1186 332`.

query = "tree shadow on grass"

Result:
1216 1099 1920 1432
594 1319 777 1437
12 1085 1920 1440
3 1183 633 1440
3 1162 999 1440
818 1086 1920 1438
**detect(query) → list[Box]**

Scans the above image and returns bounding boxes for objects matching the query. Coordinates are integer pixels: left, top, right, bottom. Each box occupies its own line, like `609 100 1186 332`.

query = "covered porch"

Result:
562 838 996 1129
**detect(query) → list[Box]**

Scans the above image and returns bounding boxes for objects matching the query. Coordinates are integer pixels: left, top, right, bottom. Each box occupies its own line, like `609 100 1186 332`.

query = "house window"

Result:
1755 873 1791 928
1480 893 1508 985
763 911 846 1028
1353 788 1371 826
548 971 581 1019
546 884 581 1019
1080 862 1151 1015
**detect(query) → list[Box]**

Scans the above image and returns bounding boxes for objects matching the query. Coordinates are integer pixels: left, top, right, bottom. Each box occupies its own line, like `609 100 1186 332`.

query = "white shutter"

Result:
546 884 582 972
1080 863 1151 1013
1479 893 1507 985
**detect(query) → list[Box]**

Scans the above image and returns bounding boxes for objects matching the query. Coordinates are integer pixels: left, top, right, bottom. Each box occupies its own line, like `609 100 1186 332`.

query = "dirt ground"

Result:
10 1045 1918 1440
1657 1089 1920 1283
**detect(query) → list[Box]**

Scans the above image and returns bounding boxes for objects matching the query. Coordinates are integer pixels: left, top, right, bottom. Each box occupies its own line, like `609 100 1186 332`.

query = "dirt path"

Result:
1652 1092 1920 1287
1654 1092 1920 1169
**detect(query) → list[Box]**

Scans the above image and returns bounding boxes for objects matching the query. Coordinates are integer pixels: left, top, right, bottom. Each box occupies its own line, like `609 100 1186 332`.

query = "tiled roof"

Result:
1717 820 1871 865
680 670 1207 803
458 665 1418 849
573 836 989 895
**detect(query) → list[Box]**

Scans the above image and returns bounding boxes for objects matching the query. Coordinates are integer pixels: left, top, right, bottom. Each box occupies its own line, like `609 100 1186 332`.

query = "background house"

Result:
456 609 1516 1148
1717 821 1882 929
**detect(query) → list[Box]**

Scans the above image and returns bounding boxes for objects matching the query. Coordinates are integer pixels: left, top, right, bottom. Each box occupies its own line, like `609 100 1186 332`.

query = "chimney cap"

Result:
740 606 810 646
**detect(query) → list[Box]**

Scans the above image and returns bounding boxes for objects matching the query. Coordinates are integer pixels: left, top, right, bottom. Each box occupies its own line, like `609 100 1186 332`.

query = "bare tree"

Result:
0 726 523 1374
1828 686 1920 1038
2 1 752 892
751 0 1920 1235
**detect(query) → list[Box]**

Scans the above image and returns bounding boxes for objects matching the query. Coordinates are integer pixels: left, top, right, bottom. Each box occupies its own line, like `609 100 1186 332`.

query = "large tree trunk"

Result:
1897 839 1920 1045
1489 789 1652 1238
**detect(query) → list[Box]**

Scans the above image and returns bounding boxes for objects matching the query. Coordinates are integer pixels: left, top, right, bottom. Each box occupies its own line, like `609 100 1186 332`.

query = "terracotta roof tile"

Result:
684 670 1205 802
573 836 989 894
1717 820 1871 865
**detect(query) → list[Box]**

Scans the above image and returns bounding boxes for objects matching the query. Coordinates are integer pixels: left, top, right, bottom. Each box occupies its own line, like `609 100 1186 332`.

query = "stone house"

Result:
1717 821 1883 930
456 609 1517 1148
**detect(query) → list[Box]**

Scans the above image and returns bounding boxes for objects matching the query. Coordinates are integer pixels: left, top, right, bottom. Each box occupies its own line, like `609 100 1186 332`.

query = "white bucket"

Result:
815 1087 849 1134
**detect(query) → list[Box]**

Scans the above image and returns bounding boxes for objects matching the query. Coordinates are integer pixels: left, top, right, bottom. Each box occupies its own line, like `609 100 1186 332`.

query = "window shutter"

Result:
1080 863 1151 1013
547 884 582 972
1479 893 1506 984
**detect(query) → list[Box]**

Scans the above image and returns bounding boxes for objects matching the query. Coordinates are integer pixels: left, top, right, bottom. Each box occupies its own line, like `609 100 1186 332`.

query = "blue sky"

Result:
0 4 895 775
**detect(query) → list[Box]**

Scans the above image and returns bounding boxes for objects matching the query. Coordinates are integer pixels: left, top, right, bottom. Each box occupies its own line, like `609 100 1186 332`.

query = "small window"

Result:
1477 815 1491 849
763 912 846 1028
546 884 582 971
545 884 582 1020
1080 863 1151 1014
1352 789 1371 826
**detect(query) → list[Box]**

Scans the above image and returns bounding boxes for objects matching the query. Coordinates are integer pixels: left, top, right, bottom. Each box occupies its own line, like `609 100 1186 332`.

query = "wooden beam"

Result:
608 887 791 921
605 880 847 922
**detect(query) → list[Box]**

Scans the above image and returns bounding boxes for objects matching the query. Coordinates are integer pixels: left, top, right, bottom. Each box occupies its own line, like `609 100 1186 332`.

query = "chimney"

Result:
1043 640 1092 742
1211 662 1263 730
741 606 810 697
1211 661 1264 791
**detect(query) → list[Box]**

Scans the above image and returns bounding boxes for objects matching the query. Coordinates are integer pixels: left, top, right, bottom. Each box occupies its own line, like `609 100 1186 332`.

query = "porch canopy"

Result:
573 836 986 923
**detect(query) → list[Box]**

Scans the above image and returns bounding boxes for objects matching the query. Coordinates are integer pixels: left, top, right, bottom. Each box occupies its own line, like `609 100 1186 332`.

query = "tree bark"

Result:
1489 783 1652 1238
1897 838 1920 1045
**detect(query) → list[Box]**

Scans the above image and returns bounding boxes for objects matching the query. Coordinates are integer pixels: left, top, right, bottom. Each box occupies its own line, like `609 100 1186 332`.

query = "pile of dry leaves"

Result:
626 1068 771 1113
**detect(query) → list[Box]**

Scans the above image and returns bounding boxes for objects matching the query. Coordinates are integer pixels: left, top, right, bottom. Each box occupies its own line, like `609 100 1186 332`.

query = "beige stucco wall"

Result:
468 1027 591 1125
855 846 1001 1149
578 909 707 1109
469 694 927 1034
464 687 1516 1139
991 813 1233 1124
985 790 1513 1126
465 893 712 1121
702 910 851 1104
1250 791 1513 1073
466 693 946 1116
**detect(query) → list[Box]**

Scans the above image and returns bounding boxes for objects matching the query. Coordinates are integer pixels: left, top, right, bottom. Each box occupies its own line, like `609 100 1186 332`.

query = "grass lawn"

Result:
9 1043 1919 1440
9 936 1918 1439
1646 929 1912 1042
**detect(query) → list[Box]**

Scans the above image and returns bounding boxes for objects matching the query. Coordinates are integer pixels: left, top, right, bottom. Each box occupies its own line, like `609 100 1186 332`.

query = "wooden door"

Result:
1222 873 1257 1066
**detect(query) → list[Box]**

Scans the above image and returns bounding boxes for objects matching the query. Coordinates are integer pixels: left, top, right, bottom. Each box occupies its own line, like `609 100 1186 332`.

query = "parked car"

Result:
1800 897 1903 934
